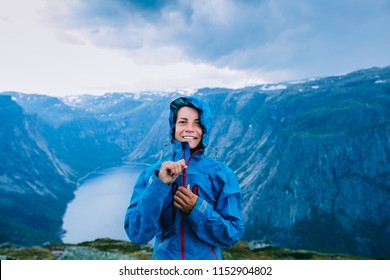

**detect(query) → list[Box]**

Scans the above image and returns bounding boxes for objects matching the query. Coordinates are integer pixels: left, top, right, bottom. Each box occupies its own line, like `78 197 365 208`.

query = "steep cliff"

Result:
127 67 390 258
0 66 389 258
0 96 76 245
217 68 390 258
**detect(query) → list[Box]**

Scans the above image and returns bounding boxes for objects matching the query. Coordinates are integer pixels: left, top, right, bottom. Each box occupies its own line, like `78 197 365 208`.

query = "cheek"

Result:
196 127 203 137
174 127 182 139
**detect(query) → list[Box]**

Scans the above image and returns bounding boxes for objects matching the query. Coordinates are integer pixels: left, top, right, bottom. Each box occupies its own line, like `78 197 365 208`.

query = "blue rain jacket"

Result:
124 96 244 260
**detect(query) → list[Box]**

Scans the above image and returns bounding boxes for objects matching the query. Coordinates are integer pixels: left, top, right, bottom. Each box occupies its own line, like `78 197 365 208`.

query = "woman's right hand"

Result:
158 159 187 185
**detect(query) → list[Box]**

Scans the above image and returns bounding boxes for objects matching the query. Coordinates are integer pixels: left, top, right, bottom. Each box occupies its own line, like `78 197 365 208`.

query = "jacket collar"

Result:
172 140 204 162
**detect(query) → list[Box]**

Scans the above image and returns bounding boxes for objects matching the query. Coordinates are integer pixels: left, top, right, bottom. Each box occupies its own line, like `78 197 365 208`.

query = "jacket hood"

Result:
169 96 212 147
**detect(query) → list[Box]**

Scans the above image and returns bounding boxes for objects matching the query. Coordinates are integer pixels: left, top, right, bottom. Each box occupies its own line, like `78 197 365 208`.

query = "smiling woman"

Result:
124 96 244 260
174 106 203 149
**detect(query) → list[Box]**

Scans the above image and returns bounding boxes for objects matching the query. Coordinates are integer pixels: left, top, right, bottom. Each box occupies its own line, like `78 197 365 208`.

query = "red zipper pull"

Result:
193 185 198 195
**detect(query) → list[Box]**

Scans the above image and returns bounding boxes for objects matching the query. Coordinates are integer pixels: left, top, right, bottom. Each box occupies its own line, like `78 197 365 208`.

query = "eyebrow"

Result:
177 117 200 123
177 117 200 120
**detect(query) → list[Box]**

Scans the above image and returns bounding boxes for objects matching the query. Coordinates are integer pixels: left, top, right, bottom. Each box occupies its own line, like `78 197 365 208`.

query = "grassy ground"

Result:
0 238 367 260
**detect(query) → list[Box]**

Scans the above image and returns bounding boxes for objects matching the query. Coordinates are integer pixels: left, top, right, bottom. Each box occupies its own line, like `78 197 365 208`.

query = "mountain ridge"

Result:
1 66 389 258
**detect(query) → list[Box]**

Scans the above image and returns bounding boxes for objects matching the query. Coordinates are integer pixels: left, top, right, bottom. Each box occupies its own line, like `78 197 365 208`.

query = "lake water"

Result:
62 163 147 244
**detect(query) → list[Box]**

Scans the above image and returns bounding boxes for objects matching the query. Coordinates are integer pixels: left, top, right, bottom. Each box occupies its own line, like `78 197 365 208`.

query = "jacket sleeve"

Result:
124 163 170 244
187 167 244 248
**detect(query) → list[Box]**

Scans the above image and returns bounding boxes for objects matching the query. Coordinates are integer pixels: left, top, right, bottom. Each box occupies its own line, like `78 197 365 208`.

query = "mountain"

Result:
125 67 390 258
0 96 76 245
204 68 390 258
0 91 183 246
0 66 389 258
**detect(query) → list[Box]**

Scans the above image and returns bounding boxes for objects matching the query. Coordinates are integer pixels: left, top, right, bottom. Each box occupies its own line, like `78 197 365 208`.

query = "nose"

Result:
185 123 195 132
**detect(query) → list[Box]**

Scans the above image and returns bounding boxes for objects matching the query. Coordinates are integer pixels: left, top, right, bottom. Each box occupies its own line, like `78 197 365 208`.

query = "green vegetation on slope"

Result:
0 238 369 260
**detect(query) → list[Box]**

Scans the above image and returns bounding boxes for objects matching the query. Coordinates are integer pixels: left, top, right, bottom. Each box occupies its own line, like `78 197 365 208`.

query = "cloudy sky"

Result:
1 0 389 96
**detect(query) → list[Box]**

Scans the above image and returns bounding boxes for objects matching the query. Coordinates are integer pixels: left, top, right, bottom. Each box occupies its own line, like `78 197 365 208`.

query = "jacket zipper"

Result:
179 147 202 260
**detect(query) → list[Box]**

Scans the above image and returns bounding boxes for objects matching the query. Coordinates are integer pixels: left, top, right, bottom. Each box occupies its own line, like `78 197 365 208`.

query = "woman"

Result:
124 96 244 260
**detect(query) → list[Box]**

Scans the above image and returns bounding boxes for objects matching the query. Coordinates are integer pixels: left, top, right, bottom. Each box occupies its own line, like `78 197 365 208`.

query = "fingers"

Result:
174 187 188 203
174 186 198 214
170 159 187 177
177 185 192 195
158 160 187 185
165 160 187 177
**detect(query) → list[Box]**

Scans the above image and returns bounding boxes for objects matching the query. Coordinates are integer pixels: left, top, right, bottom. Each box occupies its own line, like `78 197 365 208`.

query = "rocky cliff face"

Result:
0 92 181 246
0 66 389 258
126 67 390 258
0 96 76 245
217 68 390 258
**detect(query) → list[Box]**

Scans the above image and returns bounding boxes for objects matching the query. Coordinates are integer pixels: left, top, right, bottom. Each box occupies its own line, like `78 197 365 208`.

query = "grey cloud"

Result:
44 0 390 78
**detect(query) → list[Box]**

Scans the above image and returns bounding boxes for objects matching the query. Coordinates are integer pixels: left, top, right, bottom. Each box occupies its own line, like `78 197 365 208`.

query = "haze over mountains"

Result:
1 66 389 258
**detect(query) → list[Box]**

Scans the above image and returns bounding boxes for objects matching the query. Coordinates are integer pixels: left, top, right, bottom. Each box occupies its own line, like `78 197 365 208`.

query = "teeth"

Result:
184 136 195 139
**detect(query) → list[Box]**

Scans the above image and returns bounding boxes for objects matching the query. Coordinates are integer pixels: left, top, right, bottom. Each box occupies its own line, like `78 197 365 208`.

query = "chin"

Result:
190 143 202 149
184 141 199 149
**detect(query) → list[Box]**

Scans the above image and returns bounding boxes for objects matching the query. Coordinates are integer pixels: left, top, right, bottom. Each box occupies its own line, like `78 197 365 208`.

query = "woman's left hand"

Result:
174 186 198 214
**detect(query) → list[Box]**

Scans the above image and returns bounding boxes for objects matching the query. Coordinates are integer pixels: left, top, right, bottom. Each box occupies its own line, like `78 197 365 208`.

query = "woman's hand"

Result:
158 159 187 185
174 186 198 214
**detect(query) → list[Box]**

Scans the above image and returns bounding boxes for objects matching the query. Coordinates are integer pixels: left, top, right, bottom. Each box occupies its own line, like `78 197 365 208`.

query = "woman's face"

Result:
175 106 203 149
